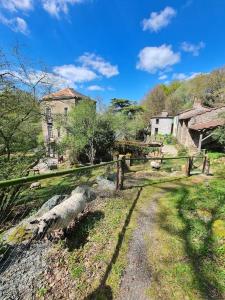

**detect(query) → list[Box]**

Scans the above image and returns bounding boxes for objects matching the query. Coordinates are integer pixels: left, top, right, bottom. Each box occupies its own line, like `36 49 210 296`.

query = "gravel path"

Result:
162 145 178 156
116 192 162 300
0 241 51 300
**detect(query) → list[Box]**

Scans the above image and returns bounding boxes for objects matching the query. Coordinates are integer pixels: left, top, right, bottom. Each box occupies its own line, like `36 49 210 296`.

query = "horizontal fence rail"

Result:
0 155 207 188
129 156 204 161
0 161 118 188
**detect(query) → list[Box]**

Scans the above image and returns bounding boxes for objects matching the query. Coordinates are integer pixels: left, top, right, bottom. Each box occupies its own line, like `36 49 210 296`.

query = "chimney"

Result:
161 111 169 117
193 96 202 109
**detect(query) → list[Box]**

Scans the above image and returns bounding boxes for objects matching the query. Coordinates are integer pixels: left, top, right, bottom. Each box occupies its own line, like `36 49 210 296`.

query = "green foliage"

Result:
163 134 177 145
176 179 225 297
110 98 132 112
213 125 225 146
142 67 225 121
148 173 225 299
177 145 188 156
71 264 85 279
37 287 48 298
93 115 115 160
0 88 43 215
64 99 97 163
142 84 166 122
162 81 182 96
111 111 145 141
208 151 225 159
0 88 41 159
109 98 144 116
61 100 115 164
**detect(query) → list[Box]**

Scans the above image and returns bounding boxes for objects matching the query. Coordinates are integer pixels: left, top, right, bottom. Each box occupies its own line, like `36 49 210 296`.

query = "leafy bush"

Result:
208 151 225 160
163 134 177 145
177 145 188 156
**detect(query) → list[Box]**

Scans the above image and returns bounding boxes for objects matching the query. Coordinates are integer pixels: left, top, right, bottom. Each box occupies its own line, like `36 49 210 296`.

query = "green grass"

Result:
146 175 225 300
1 164 115 228
64 187 142 299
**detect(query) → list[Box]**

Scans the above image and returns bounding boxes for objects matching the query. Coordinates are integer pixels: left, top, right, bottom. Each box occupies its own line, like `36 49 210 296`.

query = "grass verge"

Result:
146 175 225 300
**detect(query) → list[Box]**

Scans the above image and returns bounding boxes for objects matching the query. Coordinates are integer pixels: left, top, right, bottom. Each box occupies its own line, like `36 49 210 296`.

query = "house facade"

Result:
149 99 225 151
41 88 90 157
175 100 225 151
150 111 174 136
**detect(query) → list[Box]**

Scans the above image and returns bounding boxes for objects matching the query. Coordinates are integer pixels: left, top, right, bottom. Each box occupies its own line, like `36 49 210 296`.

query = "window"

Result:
155 128 159 135
47 124 53 138
64 107 68 116
46 107 51 117
57 128 61 138
156 118 159 124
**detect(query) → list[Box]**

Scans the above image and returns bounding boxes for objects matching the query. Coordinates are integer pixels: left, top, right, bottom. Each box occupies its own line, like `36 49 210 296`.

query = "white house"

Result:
150 111 174 136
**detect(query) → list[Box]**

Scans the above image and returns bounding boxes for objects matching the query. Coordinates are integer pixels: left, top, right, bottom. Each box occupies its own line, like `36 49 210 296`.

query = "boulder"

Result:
30 182 41 190
150 161 161 170
96 176 116 191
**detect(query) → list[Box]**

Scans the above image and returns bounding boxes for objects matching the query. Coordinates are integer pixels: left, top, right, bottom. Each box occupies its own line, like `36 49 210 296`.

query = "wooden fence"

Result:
0 155 210 192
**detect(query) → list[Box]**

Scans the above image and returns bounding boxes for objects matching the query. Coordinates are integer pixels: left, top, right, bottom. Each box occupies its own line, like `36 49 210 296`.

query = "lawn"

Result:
146 175 225 300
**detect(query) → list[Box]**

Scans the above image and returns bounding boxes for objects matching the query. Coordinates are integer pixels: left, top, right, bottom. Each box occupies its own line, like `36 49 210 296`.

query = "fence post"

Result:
116 155 125 191
125 153 131 170
186 157 192 177
202 156 207 174
205 158 211 175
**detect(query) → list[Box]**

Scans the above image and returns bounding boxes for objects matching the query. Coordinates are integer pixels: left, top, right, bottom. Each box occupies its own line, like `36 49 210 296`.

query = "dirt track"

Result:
116 190 164 300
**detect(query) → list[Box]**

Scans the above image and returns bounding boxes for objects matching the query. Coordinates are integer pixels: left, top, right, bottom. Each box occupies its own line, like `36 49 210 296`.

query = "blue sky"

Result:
0 0 225 104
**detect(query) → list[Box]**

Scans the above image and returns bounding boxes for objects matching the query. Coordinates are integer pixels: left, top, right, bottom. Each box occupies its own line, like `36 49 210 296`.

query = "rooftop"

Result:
43 88 87 100
189 119 224 131
178 107 211 120
151 111 173 119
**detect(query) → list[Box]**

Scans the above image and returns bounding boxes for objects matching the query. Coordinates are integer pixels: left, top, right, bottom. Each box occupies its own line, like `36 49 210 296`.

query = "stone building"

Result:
150 111 174 136
41 88 91 157
175 100 225 151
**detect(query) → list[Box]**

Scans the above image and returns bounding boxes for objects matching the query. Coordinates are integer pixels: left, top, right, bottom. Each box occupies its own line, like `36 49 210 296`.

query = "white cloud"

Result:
172 73 188 80
181 41 205 56
137 45 180 73
1 0 33 12
87 85 105 91
53 64 98 84
79 53 119 78
49 53 119 88
142 6 176 32
41 0 84 17
186 72 202 80
159 74 168 80
0 14 29 35
28 70 76 87
172 72 201 81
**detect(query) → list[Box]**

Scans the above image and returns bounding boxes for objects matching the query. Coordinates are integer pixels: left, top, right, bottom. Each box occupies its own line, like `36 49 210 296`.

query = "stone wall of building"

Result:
41 98 76 144
176 119 199 149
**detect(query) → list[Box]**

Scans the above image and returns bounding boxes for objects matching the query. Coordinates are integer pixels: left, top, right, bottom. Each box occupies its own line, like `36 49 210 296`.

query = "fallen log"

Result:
30 186 96 239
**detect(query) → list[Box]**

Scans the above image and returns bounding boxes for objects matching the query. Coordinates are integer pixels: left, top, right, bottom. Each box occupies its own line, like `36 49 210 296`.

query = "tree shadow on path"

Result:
85 188 143 300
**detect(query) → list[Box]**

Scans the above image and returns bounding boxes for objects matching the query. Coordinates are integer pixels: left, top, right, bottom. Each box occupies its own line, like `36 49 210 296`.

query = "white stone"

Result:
30 182 41 189
150 161 161 169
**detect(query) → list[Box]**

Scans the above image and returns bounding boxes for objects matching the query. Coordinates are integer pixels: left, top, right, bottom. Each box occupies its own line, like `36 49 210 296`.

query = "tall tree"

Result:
0 88 43 216
109 98 144 116
142 85 166 123
0 46 54 217
62 100 115 164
